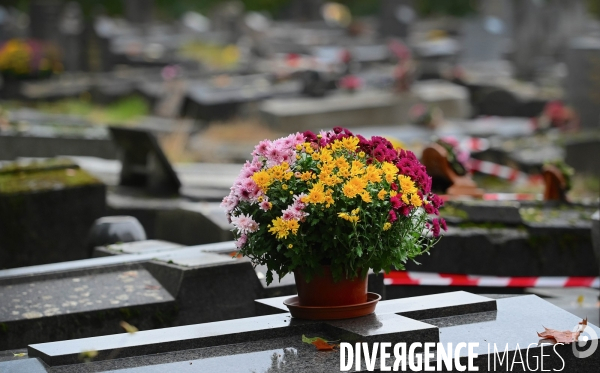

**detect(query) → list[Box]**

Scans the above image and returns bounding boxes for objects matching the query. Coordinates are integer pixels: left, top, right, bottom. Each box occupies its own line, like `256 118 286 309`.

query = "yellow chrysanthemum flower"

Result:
410 193 422 207
350 160 366 176
381 162 399 183
383 222 392 231
377 189 387 200
300 171 313 181
364 164 383 183
341 136 359 152
304 182 327 204
269 217 290 239
342 177 367 198
398 175 417 194
360 192 372 203
252 171 272 191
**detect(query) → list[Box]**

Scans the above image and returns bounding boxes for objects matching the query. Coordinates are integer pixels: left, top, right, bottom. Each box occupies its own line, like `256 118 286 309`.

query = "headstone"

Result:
511 0 587 79
542 164 568 202
565 37 600 129
421 142 484 197
58 1 86 72
109 127 181 196
286 0 323 21
379 0 416 38
260 91 419 132
0 241 382 350
123 0 154 25
28 0 62 43
0 159 106 269
564 137 600 175
209 1 244 43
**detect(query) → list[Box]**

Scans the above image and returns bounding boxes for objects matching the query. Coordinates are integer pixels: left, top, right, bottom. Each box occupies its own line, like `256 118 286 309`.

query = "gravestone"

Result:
511 0 587 79
0 240 385 350
28 0 62 43
260 91 419 132
565 37 600 129
2 292 597 372
379 0 416 38
542 164 568 202
123 0 154 25
109 127 181 196
421 142 484 197
0 159 106 269
398 200 599 295
58 1 86 72
286 0 323 21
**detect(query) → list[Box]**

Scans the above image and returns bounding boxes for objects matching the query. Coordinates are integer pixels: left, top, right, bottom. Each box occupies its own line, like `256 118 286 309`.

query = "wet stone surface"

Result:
0 268 173 323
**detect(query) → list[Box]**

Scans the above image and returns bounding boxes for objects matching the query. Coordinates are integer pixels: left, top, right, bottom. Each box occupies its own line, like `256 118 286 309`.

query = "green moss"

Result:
0 160 101 194
0 158 77 175
439 205 469 220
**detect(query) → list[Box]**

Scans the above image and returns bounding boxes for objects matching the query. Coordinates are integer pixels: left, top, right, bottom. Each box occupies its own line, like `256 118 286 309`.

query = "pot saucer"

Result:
283 292 381 320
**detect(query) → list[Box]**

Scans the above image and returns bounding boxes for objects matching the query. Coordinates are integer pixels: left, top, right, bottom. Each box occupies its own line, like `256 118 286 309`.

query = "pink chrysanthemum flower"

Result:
231 213 259 234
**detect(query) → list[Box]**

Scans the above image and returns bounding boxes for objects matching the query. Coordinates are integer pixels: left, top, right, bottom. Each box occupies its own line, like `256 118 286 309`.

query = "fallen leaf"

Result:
13 353 26 357
120 321 138 334
302 334 336 351
79 349 98 362
538 318 587 344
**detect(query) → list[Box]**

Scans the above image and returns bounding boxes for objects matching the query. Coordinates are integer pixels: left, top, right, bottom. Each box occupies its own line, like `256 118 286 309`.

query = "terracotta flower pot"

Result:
293 266 368 307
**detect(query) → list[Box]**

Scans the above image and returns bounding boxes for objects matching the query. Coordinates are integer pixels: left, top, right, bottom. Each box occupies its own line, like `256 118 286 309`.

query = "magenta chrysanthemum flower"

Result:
388 210 397 222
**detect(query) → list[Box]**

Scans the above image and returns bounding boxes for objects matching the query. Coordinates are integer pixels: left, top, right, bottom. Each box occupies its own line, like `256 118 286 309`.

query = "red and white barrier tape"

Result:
468 159 533 183
384 271 600 288
481 193 542 201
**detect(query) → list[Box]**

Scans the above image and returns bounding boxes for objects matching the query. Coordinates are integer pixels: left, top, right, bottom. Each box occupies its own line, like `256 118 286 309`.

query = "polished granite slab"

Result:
3 293 597 372
0 292 600 373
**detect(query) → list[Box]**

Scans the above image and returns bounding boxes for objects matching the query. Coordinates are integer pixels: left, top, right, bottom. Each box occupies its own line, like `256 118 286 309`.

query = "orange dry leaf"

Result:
302 335 336 351
312 339 335 351
537 318 587 344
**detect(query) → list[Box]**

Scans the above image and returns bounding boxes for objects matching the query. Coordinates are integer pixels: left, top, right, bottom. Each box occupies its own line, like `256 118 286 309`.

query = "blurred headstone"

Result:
123 0 154 25
421 142 484 197
0 159 106 269
210 1 244 43
511 0 586 79
460 15 508 62
109 127 181 195
542 164 568 202
287 0 323 21
473 87 520 117
564 138 600 175
565 37 600 129
58 1 85 72
379 0 415 38
29 0 62 43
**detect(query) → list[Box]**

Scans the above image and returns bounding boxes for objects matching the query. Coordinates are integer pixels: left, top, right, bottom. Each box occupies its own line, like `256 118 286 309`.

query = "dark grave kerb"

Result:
109 127 181 196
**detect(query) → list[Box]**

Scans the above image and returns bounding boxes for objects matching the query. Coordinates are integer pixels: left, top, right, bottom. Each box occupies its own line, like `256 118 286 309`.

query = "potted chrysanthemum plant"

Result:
221 127 446 315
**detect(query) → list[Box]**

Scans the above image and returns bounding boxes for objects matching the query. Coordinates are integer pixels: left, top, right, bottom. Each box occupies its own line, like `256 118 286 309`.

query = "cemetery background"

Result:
0 0 600 372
